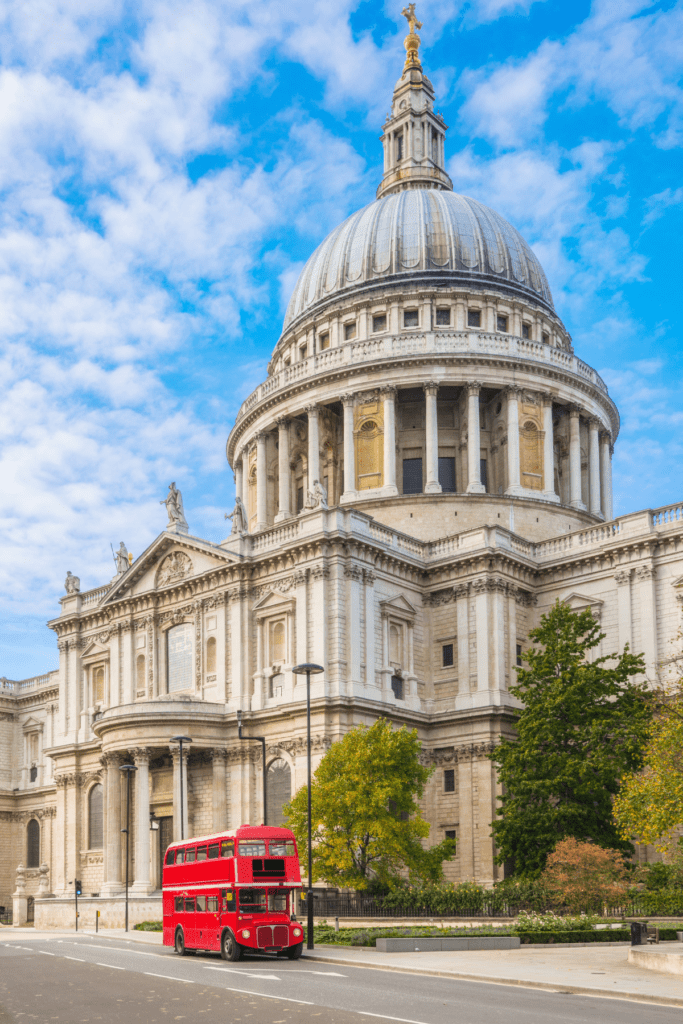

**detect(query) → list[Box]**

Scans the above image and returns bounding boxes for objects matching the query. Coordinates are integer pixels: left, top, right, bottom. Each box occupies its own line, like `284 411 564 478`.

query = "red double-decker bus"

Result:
162 824 304 961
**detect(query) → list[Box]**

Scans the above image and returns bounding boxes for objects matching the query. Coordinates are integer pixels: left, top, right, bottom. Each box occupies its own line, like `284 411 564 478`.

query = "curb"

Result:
300 952 683 1008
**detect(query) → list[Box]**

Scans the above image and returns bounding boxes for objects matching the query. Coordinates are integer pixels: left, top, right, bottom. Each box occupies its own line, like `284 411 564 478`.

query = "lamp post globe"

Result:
292 663 324 950
169 736 193 841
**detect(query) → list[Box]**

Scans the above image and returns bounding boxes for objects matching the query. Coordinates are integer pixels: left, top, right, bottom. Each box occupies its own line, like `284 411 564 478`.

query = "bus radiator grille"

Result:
257 925 289 949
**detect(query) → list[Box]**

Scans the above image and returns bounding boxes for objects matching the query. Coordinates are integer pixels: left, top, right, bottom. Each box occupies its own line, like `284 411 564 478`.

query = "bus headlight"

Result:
292 928 302 937
241 929 251 939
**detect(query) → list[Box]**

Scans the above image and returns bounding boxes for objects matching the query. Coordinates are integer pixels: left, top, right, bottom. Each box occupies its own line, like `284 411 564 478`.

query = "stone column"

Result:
568 406 585 509
455 584 470 708
275 418 291 522
234 451 244 504
306 404 320 495
505 387 522 496
465 382 485 493
541 395 559 501
588 418 602 516
211 748 229 832
636 565 658 682
381 386 398 496
132 747 151 894
341 393 357 501
424 382 442 493
600 431 613 520
614 569 633 652
171 743 190 843
101 752 123 895
255 432 268 531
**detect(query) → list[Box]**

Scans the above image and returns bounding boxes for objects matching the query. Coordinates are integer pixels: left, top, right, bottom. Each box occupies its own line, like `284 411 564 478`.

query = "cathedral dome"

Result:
283 189 554 333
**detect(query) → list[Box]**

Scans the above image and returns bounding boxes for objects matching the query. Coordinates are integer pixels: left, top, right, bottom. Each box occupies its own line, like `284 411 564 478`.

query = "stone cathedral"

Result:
3 18 683 928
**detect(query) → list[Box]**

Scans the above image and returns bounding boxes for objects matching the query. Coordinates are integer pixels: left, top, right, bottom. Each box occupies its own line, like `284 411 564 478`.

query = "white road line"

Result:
63 956 85 962
294 970 347 976
144 972 194 981
204 967 280 980
70 945 161 957
206 985 313 1005
359 1014 430 1024
97 963 125 969
38 951 55 956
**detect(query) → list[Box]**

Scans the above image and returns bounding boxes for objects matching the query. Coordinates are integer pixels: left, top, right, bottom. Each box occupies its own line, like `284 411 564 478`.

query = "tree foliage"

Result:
613 684 683 853
490 601 651 875
540 838 630 913
283 718 455 889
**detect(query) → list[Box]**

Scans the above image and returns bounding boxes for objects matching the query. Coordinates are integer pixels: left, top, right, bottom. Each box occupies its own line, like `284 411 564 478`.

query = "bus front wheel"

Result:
284 942 304 960
220 929 243 962
174 929 188 956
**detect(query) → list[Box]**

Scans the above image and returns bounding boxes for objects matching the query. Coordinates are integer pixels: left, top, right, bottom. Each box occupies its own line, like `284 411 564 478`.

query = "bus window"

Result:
221 889 234 910
184 897 195 913
239 888 267 913
239 841 266 857
269 840 295 857
176 849 185 864
186 848 196 863
165 848 176 865
208 843 219 859
196 895 206 912
207 896 218 913
196 846 207 861
220 840 234 858
174 896 183 912
269 891 288 914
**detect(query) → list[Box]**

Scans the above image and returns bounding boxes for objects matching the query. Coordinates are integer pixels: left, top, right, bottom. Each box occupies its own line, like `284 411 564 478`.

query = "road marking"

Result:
359 1013 430 1024
97 963 125 969
204 967 281 980
63 956 85 962
144 972 193 981
71 945 161 957
38 951 55 956
208 986 313 1005
294 970 346 976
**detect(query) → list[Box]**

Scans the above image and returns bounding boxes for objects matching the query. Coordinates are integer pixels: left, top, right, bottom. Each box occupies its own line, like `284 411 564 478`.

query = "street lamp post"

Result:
119 763 138 933
292 662 324 950
236 710 267 826
170 735 193 841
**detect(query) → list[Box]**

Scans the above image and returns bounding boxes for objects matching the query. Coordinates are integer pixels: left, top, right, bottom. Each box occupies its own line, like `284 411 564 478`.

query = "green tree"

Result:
490 601 651 876
283 718 455 889
613 683 683 854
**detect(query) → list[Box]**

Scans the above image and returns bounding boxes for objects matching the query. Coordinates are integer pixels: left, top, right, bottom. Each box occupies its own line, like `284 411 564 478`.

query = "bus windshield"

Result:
238 888 290 914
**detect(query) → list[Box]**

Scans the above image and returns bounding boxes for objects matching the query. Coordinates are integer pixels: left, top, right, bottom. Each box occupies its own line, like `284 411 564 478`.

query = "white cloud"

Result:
643 186 683 227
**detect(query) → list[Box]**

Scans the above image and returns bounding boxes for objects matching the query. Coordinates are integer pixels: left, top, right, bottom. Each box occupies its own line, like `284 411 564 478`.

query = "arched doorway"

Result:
266 759 292 827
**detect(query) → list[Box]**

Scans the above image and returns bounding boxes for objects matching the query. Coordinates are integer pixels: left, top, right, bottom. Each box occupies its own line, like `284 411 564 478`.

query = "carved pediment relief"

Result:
561 591 604 620
379 593 416 621
155 551 193 589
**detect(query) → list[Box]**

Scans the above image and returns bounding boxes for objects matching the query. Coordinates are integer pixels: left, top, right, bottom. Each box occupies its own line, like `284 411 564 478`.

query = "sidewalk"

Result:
302 942 683 1007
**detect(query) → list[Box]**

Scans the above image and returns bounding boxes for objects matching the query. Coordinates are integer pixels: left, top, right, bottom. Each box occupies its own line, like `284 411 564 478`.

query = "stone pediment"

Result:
253 590 295 618
102 532 239 604
561 591 604 619
81 640 110 662
379 594 416 614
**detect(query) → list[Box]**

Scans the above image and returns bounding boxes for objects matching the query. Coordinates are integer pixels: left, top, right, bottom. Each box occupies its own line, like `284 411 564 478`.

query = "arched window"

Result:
167 623 193 692
26 819 40 868
93 666 104 703
136 654 146 691
206 636 217 674
271 621 285 664
266 759 292 827
88 783 103 849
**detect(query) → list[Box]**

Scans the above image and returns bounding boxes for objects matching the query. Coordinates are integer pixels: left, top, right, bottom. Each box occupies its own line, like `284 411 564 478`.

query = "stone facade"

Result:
2 34 679 927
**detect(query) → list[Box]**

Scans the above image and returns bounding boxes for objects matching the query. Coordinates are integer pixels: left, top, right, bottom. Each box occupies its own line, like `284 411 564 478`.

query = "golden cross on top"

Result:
401 4 422 35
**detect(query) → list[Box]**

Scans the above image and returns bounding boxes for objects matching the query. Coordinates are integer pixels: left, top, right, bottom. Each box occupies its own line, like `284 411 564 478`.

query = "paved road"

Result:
0 933 680 1024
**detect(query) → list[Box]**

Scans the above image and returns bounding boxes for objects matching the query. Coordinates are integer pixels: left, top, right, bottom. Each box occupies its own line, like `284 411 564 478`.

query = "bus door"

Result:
220 887 236 932
183 896 197 947
205 894 220 950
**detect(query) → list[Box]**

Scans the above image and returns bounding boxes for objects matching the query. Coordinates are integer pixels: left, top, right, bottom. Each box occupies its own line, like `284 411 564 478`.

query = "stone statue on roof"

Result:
161 482 189 532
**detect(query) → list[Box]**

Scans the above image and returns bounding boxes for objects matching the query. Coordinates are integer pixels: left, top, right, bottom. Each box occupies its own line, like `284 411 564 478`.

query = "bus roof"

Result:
167 824 296 850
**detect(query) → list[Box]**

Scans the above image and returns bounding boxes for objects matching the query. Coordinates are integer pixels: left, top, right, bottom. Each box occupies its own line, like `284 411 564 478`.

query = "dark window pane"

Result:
220 840 234 858
480 459 488 490
176 849 184 864
444 769 455 792
208 844 219 859
186 847 196 863
438 457 456 493
372 314 386 332
497 315 508 332
404 310 419 327
445 830 457 841
391 675 404 700
435 308 450 326
207 897 218 912
522 323 530 339
516 643 523 667
196 895 206 912
239 888 267 913
442 643 454 667
30 766 37 782
239 841 266 857
196 846 207 861
165 848 175 865
175 896 183 912
297 486 304 513
184 897 195 913
403 458 422 494
89 784 103 849
27 820 40 868
467 310 481 328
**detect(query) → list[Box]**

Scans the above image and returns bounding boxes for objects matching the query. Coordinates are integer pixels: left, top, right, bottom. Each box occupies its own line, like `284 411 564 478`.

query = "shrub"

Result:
540 839 630 913
133 920 163 931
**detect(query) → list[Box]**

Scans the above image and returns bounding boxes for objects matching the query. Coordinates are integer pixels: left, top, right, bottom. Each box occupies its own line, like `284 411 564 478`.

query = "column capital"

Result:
276 416 290 430
305 403 319 416
380 385 397 397
132 746 152 767
255 431 267 444
599 428 612 444
170 743 190 763
210 747 229 764
465 381 482 396
341 392 356 408
568 403 582 419
423 381 439 396
588 415 601 429
100 751 125 769
505 384 522 399
614 569 632 586
538 390 554 407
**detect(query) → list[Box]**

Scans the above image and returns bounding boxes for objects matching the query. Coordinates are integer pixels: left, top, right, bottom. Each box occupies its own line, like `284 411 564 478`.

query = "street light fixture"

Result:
119 763 138 933
236 709 267 826
292 662 324 950
169 736 193 841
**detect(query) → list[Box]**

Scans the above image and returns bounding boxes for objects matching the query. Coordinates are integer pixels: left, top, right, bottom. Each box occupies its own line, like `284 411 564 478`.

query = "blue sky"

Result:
1 0 682 678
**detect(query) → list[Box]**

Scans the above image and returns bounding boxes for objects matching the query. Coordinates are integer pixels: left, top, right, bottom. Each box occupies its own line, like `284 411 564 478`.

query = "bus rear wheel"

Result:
284 942 304 960
220 929 243 962
174 928 187 956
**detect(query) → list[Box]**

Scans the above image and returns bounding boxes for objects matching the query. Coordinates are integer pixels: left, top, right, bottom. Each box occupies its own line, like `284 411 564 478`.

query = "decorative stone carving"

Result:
225 497 248 536
635 565 656 581
113 542 130 575
156 551 193 589
160 482 189 532
64 572 80 594
614 570 631 586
